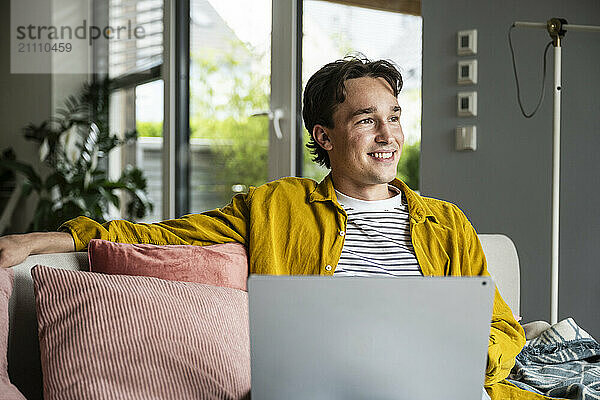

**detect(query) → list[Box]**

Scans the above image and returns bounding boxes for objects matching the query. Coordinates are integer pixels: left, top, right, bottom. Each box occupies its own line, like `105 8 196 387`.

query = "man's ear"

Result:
312 125 333 151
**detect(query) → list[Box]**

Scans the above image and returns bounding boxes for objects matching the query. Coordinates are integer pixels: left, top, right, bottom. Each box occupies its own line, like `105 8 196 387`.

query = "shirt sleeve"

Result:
463 219 526 386
58 190 253 251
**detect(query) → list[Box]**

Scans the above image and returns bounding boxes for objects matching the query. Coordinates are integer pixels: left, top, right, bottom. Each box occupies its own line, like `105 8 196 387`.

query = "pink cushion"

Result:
88 240 249 291
0 268 26 400
32 265 250 400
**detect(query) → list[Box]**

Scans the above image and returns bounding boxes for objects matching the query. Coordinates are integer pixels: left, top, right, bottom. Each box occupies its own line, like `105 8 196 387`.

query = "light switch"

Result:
456 126 477 151
457 29 477 55
458 59 477 85
457 91 477 117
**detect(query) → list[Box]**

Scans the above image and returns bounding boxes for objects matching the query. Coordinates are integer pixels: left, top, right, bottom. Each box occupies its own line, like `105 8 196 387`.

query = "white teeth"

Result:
371 152 393 159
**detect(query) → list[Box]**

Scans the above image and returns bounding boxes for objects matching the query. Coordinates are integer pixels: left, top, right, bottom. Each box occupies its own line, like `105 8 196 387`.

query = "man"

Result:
0 57 541 399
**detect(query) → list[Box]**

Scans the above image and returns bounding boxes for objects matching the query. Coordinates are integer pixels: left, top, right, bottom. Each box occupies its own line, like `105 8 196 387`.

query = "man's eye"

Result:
389 116 400 122
358 118 374 124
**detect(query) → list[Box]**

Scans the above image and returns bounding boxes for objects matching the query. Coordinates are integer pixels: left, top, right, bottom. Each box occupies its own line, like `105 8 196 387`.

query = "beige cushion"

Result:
0 268 26 399
479 234 520 316
8 252 88 399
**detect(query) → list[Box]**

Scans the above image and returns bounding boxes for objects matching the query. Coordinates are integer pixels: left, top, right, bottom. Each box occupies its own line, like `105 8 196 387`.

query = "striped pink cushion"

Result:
32 265 250 400
0 268 26 400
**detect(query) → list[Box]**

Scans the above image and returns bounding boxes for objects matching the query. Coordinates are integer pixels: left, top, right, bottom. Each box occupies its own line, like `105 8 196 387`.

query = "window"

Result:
108 0 163 79
135 80 164 222
107 0 164 221
188 0 271 212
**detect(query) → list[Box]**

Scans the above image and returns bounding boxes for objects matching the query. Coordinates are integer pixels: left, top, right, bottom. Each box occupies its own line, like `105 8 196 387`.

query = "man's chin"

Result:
381 168 399 182
367 171 398 185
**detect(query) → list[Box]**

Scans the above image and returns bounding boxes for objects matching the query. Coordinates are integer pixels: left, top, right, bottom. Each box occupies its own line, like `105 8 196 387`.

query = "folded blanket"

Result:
507 318 600 400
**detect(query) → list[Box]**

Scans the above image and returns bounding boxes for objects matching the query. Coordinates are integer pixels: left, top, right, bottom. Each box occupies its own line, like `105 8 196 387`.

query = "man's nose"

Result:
375 121 395 142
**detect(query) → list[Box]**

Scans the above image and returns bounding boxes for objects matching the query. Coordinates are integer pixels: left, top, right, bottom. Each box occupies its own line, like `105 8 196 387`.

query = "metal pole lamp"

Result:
511 18 600 325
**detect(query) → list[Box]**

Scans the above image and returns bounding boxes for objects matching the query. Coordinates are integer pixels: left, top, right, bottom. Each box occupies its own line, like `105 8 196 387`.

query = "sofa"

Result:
3 234 530 399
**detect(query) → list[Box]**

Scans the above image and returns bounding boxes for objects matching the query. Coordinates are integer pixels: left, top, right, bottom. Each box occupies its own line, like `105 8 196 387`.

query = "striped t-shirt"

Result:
333 186 422 277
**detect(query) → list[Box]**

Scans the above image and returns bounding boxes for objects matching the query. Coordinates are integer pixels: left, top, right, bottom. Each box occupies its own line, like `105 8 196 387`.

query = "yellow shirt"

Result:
60 174 552 399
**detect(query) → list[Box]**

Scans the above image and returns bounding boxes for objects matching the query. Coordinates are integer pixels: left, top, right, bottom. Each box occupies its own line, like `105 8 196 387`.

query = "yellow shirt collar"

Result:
309 173 438 224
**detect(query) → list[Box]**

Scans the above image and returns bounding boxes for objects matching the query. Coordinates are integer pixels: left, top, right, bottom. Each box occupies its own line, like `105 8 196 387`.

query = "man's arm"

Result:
0 188 254 268
0 232 75 268
61 191 252 251
0 189 253 269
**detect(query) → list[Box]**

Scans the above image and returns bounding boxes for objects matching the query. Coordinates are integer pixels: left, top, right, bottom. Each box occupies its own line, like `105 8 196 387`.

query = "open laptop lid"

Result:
248 276 494 400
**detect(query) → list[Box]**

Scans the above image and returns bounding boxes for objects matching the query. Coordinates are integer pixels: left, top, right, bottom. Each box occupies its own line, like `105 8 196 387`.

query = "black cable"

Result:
508 24 553 118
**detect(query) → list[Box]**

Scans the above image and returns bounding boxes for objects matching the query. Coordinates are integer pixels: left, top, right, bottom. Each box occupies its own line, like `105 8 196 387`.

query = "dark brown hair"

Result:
302 55 403 169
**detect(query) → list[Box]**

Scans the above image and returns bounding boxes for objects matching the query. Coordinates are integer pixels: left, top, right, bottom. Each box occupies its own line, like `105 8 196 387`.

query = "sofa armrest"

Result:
522 320 551 341
8 252 88 400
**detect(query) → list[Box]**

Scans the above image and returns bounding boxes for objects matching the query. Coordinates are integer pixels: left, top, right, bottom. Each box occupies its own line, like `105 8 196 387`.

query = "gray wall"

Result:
0 0 90 233
0 0 52 232
421 0 600 336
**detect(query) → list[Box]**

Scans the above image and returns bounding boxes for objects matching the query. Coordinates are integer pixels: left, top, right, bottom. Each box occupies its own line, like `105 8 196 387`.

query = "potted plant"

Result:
0 80 153 232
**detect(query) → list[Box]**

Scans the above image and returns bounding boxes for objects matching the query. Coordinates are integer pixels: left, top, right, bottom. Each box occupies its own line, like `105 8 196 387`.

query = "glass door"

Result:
107 0 164 222
188 0 272 212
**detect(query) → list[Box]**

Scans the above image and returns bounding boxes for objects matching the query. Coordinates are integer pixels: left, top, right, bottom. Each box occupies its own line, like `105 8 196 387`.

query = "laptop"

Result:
248 276 494 400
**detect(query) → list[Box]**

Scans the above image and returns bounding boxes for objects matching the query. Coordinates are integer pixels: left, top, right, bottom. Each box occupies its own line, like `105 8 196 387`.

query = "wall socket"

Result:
456 126 477 151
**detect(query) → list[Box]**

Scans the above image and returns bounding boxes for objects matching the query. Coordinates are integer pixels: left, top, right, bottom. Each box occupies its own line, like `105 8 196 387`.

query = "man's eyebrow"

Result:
350 105 401 117
351 107 376 117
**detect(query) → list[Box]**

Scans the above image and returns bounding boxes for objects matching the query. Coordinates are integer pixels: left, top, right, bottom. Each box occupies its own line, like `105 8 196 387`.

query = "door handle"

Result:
251 108 284 140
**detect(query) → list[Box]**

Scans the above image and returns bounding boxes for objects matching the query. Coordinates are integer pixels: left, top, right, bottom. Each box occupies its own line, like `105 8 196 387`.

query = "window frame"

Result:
269 0 303 180
98 0 169 219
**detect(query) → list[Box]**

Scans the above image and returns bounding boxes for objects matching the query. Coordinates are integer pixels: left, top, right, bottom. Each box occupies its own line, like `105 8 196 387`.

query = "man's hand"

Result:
0 235 31 268
0 232 75 268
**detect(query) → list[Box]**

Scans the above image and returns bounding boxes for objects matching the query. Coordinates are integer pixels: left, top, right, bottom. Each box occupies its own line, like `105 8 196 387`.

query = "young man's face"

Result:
314 76 404 199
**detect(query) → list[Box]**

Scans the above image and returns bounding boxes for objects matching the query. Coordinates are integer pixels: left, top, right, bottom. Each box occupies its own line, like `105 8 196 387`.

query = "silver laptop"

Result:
248 276 494 400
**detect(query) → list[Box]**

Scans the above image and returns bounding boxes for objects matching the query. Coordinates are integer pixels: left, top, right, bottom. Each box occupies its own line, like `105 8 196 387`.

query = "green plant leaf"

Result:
98 186 120 208
120 165 148 190
98 134 120 154
21 180 34 197
0 159 42 189
44 172 65 191
123 130 138 143
22 121 51 143
0 148 17 182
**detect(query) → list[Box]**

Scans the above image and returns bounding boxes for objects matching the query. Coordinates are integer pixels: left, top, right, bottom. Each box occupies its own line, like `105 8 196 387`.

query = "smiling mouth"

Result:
367 150 396 160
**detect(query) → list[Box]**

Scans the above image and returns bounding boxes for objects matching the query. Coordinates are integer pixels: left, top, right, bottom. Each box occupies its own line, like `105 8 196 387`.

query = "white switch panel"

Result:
458 59 478 85
456 126 477 151
457 29 477 55
457 91 477 117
